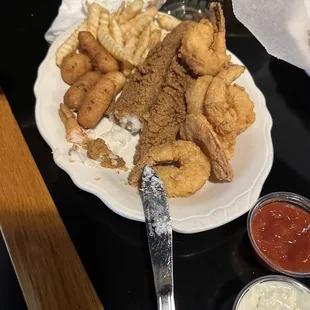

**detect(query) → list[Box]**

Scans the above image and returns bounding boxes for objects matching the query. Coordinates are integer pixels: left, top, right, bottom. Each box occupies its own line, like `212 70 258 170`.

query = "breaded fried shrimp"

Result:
180 114 233 181
179 4 229 76
129 140 211 197
59 103 89 146
186 75 213 115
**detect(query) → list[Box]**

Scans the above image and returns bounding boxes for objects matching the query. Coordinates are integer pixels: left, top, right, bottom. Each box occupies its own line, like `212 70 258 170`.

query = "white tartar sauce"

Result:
237 281 310 310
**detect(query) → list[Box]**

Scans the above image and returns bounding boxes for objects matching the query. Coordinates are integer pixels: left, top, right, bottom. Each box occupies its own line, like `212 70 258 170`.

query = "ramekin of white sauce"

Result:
233 275 310 310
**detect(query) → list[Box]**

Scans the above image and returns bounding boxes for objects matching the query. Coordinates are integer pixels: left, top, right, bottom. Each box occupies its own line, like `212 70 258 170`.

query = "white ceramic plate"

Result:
35 22 273 233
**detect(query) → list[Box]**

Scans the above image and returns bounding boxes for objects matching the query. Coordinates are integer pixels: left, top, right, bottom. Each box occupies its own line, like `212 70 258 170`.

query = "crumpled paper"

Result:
232 0 310 71
45 0 166 43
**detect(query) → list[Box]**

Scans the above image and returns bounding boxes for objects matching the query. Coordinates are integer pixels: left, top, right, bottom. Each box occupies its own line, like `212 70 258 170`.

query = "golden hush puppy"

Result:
64 71 101 110
78 31 119 73
77 75 116 128
61 53 93 84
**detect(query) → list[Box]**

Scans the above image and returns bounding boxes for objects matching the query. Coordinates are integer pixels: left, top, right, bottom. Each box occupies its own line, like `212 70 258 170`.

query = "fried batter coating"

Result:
216 63 245 84
179 3 229 76
204 77 255 135
215 121 236 160
59 103 89 146
95 48 120 73
203 76 228 130
103 71 126 96
129 141 211 197
226 84 256 134
79 31 101 55
87 138 127 170
133 56 192 164
112 21 195 132
180 114 233 181
78 31 119 73
64 71 101 110
77 75 115 129
186 75 213 115
209 2 226 55
61 53 93 85
185 74 241 159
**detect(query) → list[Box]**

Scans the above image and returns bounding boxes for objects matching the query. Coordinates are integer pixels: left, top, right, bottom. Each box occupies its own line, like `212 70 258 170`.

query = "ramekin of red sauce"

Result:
247 192 310 277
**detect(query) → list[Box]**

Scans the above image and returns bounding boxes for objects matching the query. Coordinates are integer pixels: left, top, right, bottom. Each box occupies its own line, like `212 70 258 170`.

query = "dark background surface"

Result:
1 0 310 309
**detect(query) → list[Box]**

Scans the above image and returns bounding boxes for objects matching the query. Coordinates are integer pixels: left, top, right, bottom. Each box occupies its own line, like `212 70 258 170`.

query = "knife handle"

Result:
149 233 175 310
158 292 176 310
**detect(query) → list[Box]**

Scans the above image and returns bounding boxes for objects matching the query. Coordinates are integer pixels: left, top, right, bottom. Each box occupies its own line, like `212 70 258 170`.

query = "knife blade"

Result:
141 166 175 310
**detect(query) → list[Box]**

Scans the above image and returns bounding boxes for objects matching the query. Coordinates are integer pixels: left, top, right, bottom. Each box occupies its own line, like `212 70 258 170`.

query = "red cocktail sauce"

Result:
251 202 310 273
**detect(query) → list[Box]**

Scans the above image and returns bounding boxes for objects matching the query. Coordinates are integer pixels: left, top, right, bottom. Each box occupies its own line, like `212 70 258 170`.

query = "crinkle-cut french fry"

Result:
124 36 138 57
99 7 109 29
111 19 123 47
120 7 156 36
124 15 152 42
87 3 101 39
149 21 161 32
157 14 181 31
115 1 125 21
120 14 139 35
148 29 161 49
133 27 150 66
143 6 158 18
98 27 132 63
56 20 87 67
121 37 138 76
120 11 146 33
119 0 143 25
109 12 116 25
140 47 150 64
98 23 108 37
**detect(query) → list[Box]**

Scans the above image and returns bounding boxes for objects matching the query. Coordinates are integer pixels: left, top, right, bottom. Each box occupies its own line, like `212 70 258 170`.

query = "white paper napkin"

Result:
232 0 310 71
45 0 166 44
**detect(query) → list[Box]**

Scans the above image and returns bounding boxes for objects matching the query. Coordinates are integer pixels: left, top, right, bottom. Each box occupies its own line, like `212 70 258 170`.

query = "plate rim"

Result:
34 20 274 234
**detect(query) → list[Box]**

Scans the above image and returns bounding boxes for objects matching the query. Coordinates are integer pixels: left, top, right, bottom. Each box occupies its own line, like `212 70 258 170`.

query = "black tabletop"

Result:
2 1 310 309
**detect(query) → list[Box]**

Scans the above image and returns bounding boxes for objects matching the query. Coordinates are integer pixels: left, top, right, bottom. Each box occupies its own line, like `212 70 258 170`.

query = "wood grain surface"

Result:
0 92 104 309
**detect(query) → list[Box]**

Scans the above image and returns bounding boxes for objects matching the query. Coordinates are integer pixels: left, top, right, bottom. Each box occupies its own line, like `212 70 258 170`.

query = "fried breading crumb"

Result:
87 138 127 171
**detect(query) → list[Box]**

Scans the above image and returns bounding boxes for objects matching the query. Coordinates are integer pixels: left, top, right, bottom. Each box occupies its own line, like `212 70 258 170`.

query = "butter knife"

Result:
141 166 175 310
